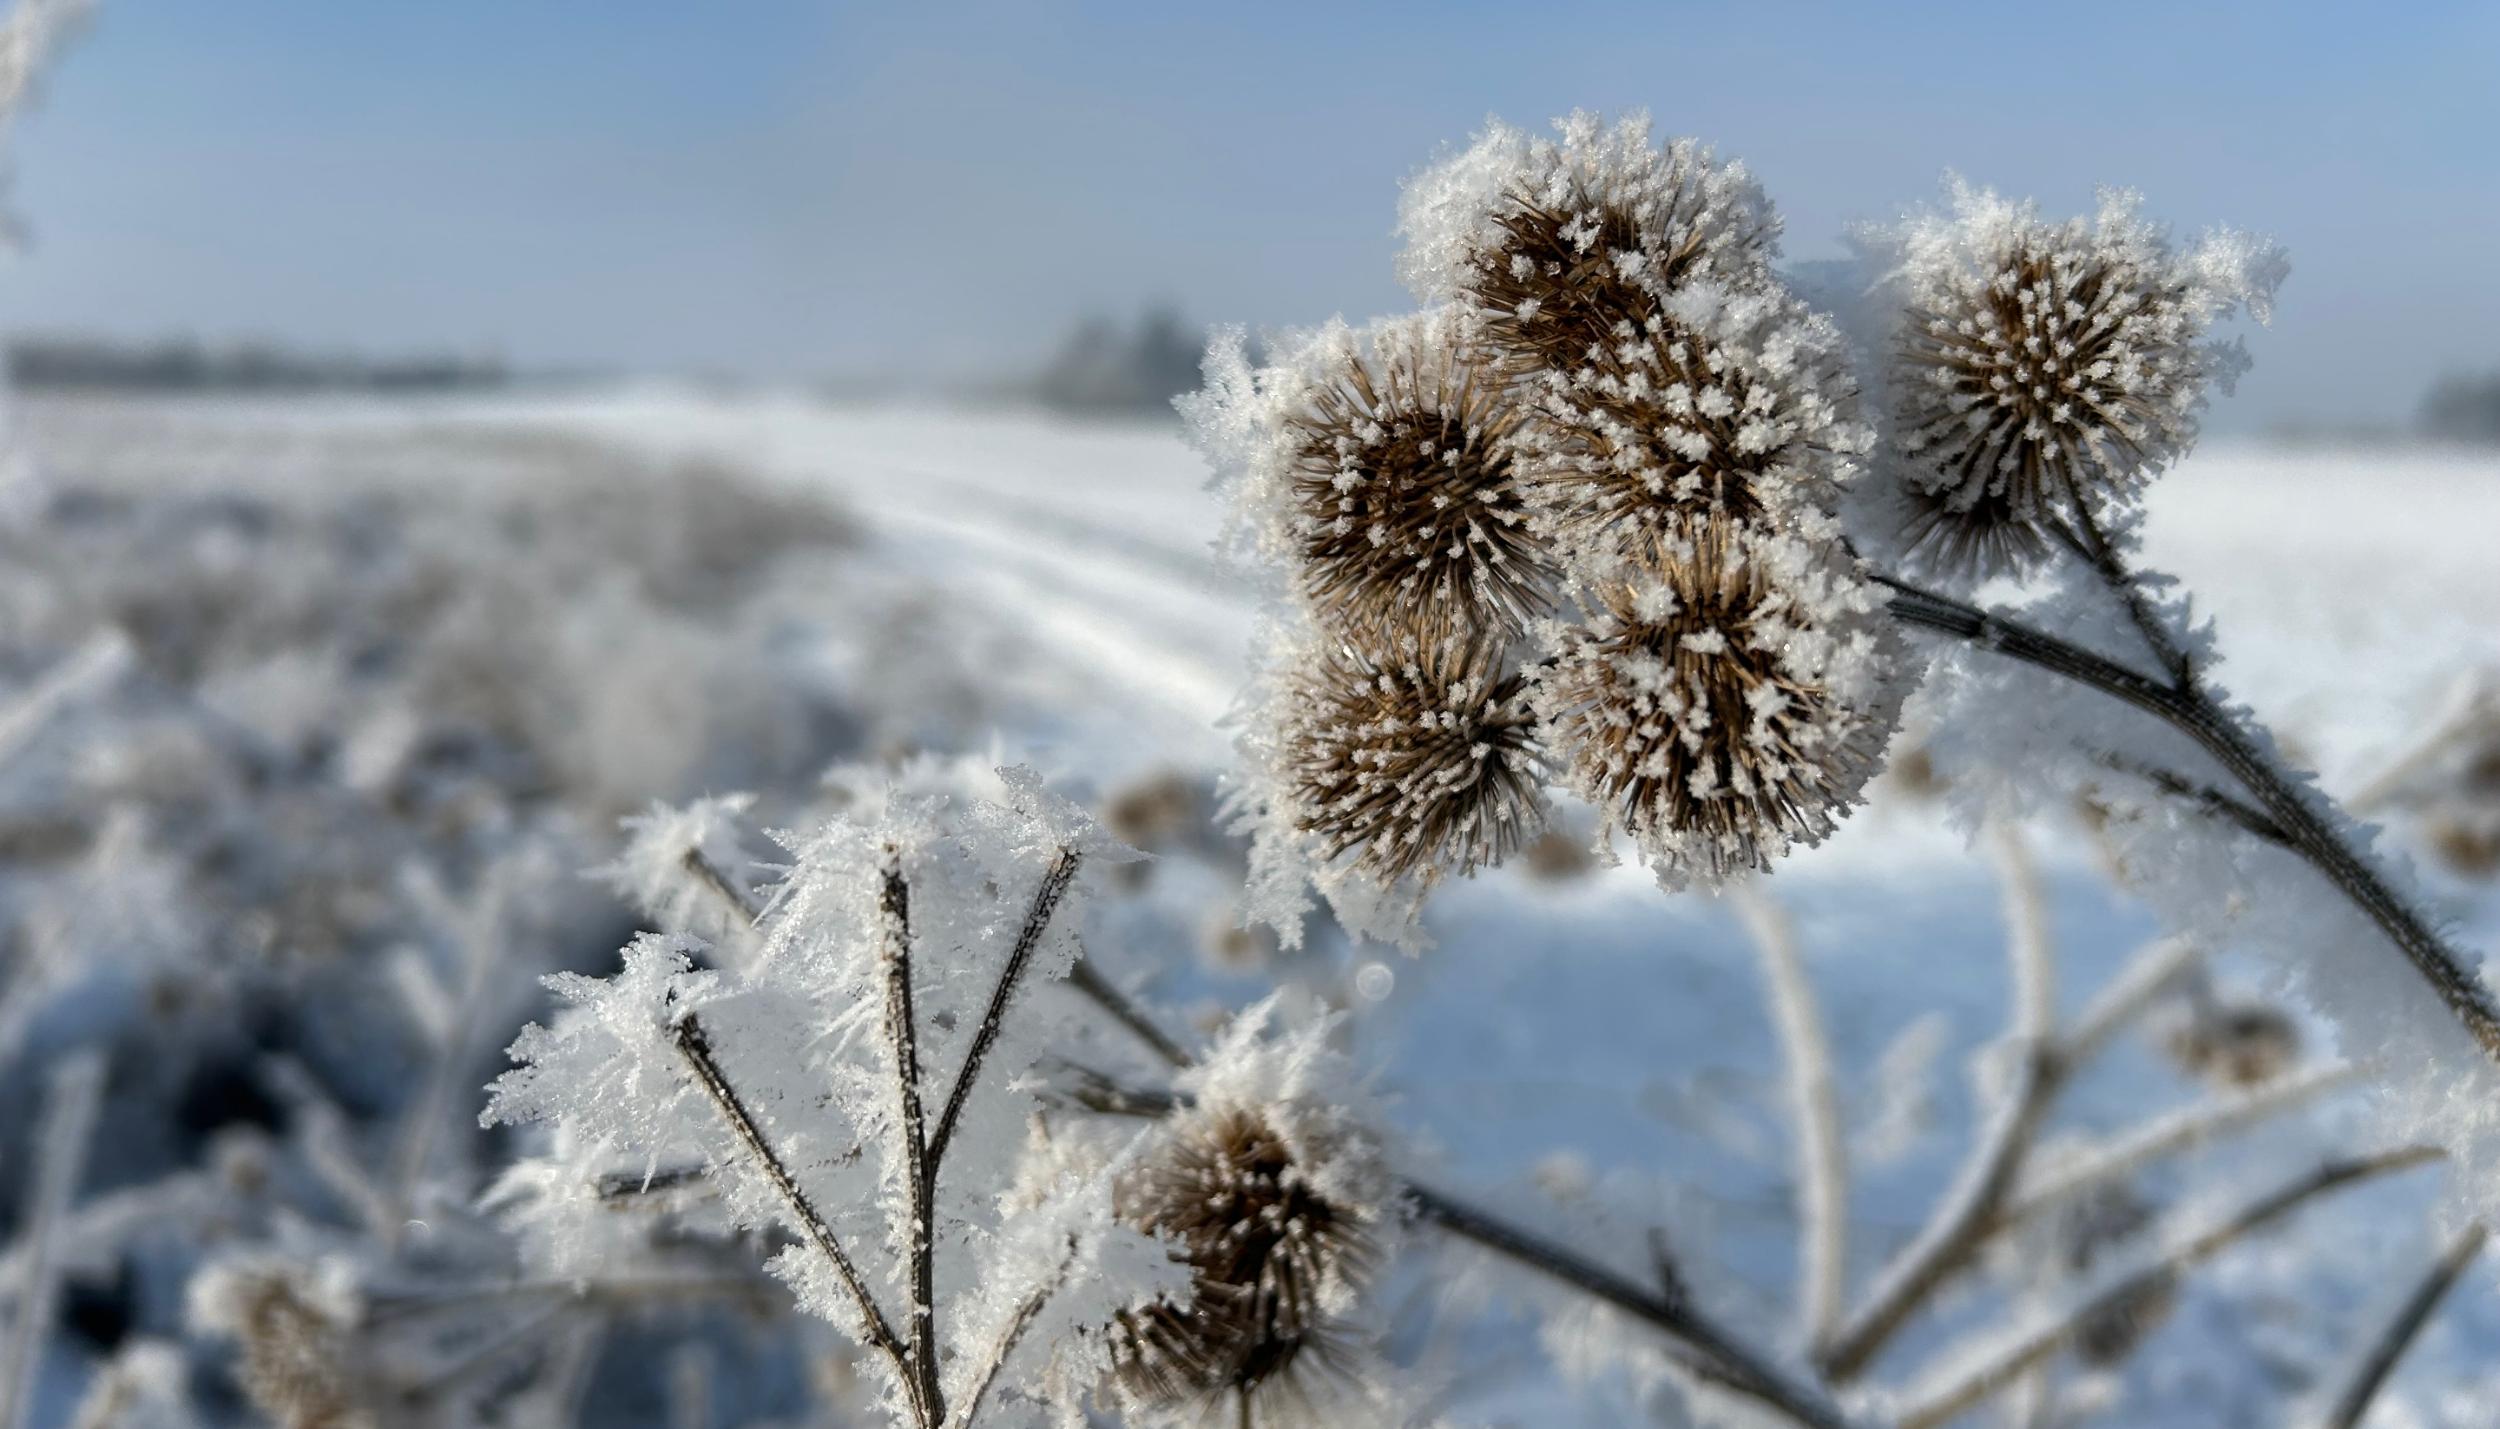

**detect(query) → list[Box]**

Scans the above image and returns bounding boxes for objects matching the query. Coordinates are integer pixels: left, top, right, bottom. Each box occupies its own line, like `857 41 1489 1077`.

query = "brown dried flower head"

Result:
194 1263 372 1429
1110 1101 1381 1420
1280 310 1550 643
1274 628 1547 889
1884 182 2285 574
2165 998 2302 1090
1515 283 1871 569
1535 522 1899 887
1399 111 1778 379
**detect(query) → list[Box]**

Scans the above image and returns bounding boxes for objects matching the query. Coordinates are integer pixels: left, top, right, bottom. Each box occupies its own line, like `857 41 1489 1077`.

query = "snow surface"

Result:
16 388 2500 1426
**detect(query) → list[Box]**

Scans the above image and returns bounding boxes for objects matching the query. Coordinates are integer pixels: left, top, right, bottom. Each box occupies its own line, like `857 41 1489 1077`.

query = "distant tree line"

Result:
1027 305 1208 416
7 334 509 391
2420 372 2500 445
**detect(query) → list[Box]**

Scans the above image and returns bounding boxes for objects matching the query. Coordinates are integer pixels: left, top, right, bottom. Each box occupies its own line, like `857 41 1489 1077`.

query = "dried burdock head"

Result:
2164 997 2302 1090
1274 627 1547 890
1397 110 1778 377
1535 521 1901 887
2044 1179 2176 1367
1514 282 1871 570
1279 310 1549 643
1878 181 2285 576
189 1261 372 1429
1110 1099 1382 1422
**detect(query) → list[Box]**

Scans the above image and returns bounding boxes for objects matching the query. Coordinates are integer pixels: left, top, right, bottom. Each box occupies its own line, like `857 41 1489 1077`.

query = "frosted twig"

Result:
2316 1220 2487 1429
2061 937 2199 1069
1877 571 2500 1064
1820 827 2057 1380
1895 1146 2445 1429
2093 751 2291 849
1403 1184 1860 1429
666 1012 911 1382
874 857 945 1425
682 846 765 924
1065 951 1191 1069
0 1051 104 1429
930 847 1080 1170
0 630 129 771
1995 1063 2356 1234
1733 880 1849 1345
949 1246 1071 1429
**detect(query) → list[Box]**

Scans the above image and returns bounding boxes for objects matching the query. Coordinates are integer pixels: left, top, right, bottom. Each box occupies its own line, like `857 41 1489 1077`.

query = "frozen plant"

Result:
489 768 1203 1427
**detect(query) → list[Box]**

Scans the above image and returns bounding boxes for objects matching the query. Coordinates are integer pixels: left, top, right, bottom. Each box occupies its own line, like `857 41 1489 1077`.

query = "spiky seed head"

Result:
1110 1101 1382 1420
1278 311 1549 643
1881 181 2286 575
1534 522 1901 887
1275 629 1547 889
1397 111 1779 377
1515 282 1872 571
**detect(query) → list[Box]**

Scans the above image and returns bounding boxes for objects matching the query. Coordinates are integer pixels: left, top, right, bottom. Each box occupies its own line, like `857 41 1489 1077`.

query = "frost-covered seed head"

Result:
1111 1102 1379 1419
197 1266 369 1429
1881 182 2285 574
1535 522 1900 887
1399 111 1778 377
2164 999 2302 1090
2046 1180 2175 1366
1515 283 1872 567
1277 630 1546 888
1282 313 1549 642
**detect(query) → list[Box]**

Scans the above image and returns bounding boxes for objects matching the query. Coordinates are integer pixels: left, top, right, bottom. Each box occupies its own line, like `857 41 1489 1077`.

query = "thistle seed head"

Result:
1274 629 1547 889
1398 111 1779 377
1534 522 1900 887
1111 1100 1382 1421
1881 182 2285 575
1281 310 1550 642
1515 282 1872 570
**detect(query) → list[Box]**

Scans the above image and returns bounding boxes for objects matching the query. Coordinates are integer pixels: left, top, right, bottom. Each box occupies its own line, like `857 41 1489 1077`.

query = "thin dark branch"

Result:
2318 1220 2487 1429
668 1013 909 1376
875 857 945 1426
1877 572 2500 1063
682 846 765 924
929 848 1081 1171
2094 750 2294 849
1406 1183 1858 1429
2055 506 2195 688
1065 953 1191 1069
1896 1147 2445 1429
593 1162 711 1203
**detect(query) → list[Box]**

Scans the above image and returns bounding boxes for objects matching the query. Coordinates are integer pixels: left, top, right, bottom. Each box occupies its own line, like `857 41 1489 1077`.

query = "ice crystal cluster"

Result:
1870 180 2287 574
1189 112 1904 941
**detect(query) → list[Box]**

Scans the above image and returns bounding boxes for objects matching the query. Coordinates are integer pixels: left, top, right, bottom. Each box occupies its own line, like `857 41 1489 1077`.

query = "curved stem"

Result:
2317 1220 2486 1429
1877 573 2500 1063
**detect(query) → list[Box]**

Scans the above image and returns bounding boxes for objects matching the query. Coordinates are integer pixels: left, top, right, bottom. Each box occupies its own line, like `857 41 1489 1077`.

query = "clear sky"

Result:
2 0 2493 428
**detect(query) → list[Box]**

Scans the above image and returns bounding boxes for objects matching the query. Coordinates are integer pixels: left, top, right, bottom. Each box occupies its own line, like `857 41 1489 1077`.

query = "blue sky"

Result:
2 0 2494 428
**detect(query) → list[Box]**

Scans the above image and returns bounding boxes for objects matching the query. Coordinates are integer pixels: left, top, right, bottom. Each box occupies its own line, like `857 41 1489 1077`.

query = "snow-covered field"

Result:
8 387 2500 1427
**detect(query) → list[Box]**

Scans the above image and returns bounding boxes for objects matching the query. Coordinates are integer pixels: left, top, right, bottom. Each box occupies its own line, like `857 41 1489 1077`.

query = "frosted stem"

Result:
1877 571 2500 1064
0 1051 105 1429
1405 1184 1860 1429
929 847 1080 1171
1995 1063 2355 1233
1733 880 1849 1346
875 857 946 1426
2316 1220 2487 1429
1818 827 2057 1381
667 1012 912 1393
949 1251 1068 1429
1895 1146 2444 1429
